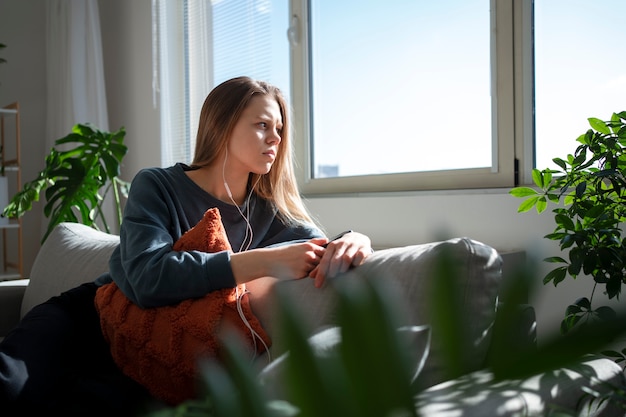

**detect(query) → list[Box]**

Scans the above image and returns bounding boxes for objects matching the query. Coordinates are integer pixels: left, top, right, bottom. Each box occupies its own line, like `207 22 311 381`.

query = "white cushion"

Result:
21 222 119 317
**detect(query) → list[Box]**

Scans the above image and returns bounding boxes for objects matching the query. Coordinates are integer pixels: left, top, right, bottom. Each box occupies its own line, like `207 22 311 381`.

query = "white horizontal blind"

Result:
157 0 290 168
186 0 213 164
157 0 190 167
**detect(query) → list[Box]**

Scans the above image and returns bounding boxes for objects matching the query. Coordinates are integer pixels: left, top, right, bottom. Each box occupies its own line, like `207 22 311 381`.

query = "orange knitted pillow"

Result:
94 207 271 405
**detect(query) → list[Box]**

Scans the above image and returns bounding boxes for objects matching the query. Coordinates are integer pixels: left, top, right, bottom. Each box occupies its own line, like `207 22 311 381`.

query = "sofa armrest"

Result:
0 279 29 337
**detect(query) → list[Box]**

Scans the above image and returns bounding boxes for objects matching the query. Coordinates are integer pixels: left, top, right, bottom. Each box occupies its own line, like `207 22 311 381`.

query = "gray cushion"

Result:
258 324 432 401
252 237 502 388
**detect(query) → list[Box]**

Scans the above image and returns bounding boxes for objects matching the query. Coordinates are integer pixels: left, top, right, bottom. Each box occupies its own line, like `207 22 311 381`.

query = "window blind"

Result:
156 0 289 168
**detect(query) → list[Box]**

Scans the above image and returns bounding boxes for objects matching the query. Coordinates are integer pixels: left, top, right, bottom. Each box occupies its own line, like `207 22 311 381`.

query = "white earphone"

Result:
224 181 233 199
222 149 270 363
222 149 255 253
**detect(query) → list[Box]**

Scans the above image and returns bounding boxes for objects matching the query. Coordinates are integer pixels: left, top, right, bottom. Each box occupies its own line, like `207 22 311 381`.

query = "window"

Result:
290 0 517 194
157 1 625 194
309 1 492 177
533 0 626 171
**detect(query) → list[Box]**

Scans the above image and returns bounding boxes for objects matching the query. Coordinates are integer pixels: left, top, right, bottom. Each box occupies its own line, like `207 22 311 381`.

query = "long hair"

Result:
191 76 317 227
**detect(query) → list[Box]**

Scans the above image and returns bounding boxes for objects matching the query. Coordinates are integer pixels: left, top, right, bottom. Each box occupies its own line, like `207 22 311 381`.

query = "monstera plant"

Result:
2 123 130 242
510 111 626 334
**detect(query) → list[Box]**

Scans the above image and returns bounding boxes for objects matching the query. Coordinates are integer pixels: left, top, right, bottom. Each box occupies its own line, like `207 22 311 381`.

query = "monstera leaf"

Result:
2 123 130 242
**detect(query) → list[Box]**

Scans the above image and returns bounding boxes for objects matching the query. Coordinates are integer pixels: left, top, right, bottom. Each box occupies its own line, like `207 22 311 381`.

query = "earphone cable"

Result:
223 150 270 363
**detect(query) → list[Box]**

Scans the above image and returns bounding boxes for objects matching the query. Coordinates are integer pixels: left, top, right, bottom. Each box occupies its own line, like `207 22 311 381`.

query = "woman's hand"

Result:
230 238 327 283
309 231 372 288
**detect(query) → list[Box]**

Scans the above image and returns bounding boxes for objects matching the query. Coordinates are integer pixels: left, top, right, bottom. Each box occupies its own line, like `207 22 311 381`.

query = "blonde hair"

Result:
191 76 317 227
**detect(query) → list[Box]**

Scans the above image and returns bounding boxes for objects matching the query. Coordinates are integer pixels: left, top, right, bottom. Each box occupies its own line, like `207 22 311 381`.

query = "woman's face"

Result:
227 95 283 176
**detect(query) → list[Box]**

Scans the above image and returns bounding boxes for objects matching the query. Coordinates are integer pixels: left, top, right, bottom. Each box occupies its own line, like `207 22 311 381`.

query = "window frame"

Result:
288 0 532 195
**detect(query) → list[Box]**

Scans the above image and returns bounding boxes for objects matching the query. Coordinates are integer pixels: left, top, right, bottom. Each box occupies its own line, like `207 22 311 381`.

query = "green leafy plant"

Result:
141 248 626 417
2 123 130 242
510 111 626 333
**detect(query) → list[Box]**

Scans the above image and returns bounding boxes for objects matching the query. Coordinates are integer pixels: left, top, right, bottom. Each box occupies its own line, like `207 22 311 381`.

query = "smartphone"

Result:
322 230 353 248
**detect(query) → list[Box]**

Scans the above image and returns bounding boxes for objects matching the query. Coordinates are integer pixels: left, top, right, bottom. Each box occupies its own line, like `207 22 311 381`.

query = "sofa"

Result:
0 222 624 416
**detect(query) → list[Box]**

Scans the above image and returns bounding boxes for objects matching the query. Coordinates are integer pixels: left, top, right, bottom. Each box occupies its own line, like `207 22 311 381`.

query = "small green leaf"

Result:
516 196 540 213
575 182 587 197
546 192 560 203
509 187 538 198
553 158 567 170
544 170 553 186
565 304 583 315
560 314 582 333
555 214 575 231
595 306 617 321
531 169 544 187
544 256 567 264
535 196 547 213
589 117 611 135
574 297 592 309
543 267 567 285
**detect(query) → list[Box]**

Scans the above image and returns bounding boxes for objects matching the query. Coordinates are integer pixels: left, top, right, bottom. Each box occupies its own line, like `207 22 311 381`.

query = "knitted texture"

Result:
95 207 271 404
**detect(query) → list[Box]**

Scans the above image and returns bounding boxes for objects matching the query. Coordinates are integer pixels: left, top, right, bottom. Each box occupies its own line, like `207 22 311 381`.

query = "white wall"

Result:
0 0 603 344
99 0 160 181
304 189 598 343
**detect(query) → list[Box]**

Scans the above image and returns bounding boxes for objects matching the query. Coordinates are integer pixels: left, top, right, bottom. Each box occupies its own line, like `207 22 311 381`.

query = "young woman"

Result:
0 76 372 415
101 76 372 307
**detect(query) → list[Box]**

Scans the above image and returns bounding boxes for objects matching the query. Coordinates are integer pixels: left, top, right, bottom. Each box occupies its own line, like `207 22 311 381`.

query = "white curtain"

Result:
45 0 108 147
44 0 111 234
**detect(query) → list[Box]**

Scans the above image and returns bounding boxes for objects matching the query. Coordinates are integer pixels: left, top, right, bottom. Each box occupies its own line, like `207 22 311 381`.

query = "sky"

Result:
534 0 626 170
209 0 626 178
310 0 491 176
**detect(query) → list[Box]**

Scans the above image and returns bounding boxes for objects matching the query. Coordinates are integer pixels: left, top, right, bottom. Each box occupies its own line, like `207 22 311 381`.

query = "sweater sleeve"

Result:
107 169 236 308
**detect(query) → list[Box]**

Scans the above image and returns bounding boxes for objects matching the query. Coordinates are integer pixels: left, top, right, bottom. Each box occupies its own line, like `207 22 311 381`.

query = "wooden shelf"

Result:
0 102 23 279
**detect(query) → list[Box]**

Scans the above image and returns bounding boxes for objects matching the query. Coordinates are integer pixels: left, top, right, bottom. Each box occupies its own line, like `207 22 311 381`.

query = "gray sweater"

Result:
96 163 324 308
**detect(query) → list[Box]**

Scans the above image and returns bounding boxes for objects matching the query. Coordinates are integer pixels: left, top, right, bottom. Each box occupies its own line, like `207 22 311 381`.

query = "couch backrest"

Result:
251 237 503 388
22 222 120 317
23 223 503 391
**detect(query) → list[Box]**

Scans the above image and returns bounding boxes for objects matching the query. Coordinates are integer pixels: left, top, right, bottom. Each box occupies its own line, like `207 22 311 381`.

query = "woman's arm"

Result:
230 237 328 284
110 168 332 307
109 169 236 307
